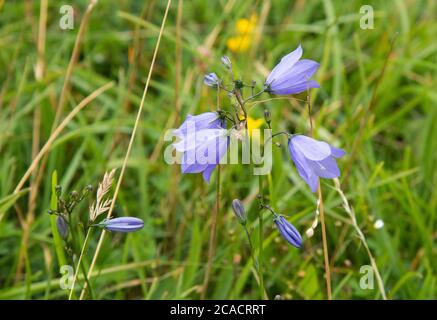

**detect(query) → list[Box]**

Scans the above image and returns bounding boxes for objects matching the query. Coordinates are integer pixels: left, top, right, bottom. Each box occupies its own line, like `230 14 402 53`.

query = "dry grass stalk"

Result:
90 169 116 221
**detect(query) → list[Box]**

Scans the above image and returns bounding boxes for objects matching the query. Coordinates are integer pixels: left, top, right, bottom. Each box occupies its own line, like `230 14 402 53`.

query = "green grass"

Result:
0 0 436 299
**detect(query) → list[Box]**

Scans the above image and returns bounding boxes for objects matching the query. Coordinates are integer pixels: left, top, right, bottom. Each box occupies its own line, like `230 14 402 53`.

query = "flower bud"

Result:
55 185 62 197
101 217 144 233
221 55 232 70
70 190 79 201
264 109 271 124
274 216 302 248
234 79 244 90
204 73 220 87
56 216 69 240
231 199 246 225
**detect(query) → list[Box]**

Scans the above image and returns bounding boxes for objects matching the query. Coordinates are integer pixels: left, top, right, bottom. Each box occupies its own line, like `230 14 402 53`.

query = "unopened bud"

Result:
55 185 62 197
231 199 246 225
234 79 244 90
204 73 220 87
221 55 232 70
56 216 69 240
264 109 271 124
70 191 79 201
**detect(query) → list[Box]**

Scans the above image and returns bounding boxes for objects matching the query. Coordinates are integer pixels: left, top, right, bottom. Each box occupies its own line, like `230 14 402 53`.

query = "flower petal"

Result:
266 44 303 85
288 140 319 192
173 112 220 138
202 135 229 182
291 135 331 161
181 161 209 174
307 156 341 179
174 128 225 153
330 145 346 158
270 80 320 95
275 216 302 248
270 59 319 90
103 217 144 233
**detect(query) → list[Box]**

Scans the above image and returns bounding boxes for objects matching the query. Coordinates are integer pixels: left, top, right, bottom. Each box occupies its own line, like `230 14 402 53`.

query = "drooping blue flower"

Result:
204 73 220 87
274 215 302 248
264 44 320 95
101 217 144 233
288 135 346 192
173 112 229 182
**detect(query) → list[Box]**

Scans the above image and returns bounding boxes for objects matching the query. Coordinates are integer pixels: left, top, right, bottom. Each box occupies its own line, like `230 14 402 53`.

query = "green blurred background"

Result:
0 0 436 299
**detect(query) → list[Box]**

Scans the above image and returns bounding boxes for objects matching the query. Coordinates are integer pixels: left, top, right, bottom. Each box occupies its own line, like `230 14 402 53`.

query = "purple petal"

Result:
202 165 216 182
104 224 143 233
103 217 144 233
105 217 142 224
202 136 229 182
275 216 302 248
181 161 209 174
266 44 303 85
330 145 346 158
307 156 341 179
174 128 225 153
291 135 331 161
173 112 220 138
288 140 319 192
270 80 320 95
204 73 220 87
195 129 227 165
270 59 320 91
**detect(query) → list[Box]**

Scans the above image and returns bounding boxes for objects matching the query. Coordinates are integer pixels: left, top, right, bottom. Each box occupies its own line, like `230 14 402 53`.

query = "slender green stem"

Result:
258 176 265 300
233 84 266 299
49 171 67 270
243 225 258 270
201 164 220 299
68 227 93 300
244 90 265 104
317 185 332 300
201 69 222 299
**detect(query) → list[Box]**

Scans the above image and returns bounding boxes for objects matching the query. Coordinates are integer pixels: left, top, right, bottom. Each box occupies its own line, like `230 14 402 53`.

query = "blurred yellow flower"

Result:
245 116 264 136
236 14 257 34
227 35 251 53
227 14 258 53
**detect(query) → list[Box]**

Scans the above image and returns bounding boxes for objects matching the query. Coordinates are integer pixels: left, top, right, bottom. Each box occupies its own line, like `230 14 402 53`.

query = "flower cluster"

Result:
173 112 228 182
172 44 345 249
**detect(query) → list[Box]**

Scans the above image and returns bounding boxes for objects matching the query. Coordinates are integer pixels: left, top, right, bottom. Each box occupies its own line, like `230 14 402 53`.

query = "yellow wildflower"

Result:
227 14 258 53
238 116 263 138
236 14 257 34
246 116 264 135
226 35 252 53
